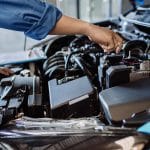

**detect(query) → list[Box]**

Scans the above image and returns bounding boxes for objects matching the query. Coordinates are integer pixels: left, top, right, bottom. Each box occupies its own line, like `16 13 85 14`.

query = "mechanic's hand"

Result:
50 15 123 53
87 24 123 53
0 68 14 76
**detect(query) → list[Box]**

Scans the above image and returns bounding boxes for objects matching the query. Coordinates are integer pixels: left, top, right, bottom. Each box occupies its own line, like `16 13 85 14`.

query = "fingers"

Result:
113 33 124 53
101 44 114 53
0 68 14 76
102 33 123 53
87 24 124 53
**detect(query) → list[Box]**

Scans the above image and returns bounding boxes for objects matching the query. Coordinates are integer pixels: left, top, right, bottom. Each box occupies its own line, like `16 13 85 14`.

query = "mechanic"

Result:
0 0 123 75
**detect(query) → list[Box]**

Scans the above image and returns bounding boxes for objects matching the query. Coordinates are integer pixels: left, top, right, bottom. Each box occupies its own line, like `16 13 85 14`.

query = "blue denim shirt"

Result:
0 0 62 40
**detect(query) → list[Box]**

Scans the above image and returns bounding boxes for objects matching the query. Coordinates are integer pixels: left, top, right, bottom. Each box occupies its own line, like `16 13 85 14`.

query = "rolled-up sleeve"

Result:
0 0 62 40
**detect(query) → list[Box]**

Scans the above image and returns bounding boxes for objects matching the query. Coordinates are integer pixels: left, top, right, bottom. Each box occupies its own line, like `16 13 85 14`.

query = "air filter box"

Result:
48 76 99 118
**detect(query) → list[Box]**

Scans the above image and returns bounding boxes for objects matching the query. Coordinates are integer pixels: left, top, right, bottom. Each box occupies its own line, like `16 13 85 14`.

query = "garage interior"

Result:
0 0 149 150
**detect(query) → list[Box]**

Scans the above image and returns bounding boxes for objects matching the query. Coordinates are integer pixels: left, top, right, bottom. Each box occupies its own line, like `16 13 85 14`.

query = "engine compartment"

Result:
0 8 149 129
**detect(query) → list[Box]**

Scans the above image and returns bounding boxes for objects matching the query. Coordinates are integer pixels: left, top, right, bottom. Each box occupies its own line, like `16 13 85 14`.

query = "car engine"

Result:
0 5 149 129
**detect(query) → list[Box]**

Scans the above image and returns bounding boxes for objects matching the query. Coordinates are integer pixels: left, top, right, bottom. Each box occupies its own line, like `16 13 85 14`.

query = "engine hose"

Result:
69 36 90 49
43 55 64 71
46 60 65 71
46 51 64 62
69 37 82 49
71 56 93 78
54 51 65 55
46 57 64 66
82 59 93 69
48 67 65 79
48 54 64 62
85 48 104 54
65 49 101 74
145 43 150 54
48 52 64 60
45 65 65 76
49 68 81 79
89 54 97 64
65 50 83 71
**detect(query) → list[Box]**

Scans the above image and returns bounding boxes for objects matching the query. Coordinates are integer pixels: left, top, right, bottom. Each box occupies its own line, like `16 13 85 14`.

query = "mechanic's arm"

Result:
50 15 123 53
0 0 123 53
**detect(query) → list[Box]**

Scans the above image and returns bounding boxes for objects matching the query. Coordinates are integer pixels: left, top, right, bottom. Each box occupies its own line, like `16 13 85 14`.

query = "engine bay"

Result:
0 6 149 130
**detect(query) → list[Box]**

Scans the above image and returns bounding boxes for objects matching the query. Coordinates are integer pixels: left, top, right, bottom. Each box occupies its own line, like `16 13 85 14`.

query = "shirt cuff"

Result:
25 3 62 40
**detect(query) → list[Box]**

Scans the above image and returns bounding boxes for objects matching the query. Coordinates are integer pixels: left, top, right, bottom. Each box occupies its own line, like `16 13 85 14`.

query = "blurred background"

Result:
0 0 149 53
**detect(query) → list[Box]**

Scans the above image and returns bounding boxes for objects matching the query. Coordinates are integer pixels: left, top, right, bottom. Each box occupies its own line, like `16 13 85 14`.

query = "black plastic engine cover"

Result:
48 76 99 118
106 65 131 88
99 78 150 123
